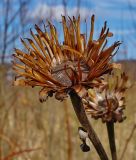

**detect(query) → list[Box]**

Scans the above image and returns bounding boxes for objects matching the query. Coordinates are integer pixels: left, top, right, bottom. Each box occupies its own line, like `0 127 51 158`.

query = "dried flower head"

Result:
13 15 121 102
83 69 129 123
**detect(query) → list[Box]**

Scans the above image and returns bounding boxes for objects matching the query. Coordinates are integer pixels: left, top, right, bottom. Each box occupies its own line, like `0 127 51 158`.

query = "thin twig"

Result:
2 147 41 160
120 124 136 160
106 121 117 160
69 90 109 160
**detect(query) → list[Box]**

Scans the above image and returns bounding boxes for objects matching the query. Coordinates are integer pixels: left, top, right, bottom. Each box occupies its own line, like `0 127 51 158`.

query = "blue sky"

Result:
27 0 136 60
1 0 136 60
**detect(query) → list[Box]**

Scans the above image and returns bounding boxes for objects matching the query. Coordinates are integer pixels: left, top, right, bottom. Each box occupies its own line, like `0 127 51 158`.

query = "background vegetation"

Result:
0 61 136 160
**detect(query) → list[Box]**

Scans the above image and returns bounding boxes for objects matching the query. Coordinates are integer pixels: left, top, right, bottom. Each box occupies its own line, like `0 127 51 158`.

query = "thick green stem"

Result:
106 122 117 160
69 90 109 160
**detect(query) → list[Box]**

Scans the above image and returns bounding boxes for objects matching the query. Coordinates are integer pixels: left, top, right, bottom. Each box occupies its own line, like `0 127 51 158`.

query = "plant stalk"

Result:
106 121 117 160
69 90 109 160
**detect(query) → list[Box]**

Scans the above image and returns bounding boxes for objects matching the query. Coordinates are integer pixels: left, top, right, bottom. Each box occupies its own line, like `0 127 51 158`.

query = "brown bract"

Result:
83 69 129 123
13 15 121 102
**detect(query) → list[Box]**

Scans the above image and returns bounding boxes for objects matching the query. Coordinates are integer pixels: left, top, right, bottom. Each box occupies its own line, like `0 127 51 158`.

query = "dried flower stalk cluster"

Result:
13 14 129 160
13 15 121 103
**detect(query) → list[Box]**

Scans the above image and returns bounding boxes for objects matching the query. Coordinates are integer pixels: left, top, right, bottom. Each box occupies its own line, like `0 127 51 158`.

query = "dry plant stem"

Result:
120 124 136 160
106 122 117 160
69 90 109 160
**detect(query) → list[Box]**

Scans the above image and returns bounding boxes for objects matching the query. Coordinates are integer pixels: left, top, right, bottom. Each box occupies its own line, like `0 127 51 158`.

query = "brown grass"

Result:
0 62 136 160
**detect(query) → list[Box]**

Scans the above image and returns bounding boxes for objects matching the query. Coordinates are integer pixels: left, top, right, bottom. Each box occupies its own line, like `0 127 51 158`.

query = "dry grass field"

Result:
0 61 136 160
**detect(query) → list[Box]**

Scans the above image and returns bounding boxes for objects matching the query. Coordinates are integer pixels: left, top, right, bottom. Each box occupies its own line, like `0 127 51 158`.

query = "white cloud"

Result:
29 3 91 21
29 1 136 23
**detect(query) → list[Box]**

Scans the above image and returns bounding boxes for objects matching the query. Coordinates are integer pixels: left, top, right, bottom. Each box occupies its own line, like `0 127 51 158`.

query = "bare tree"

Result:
0 0 29 64
1 0 10 64
76 0 81 17
62 0 67 16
